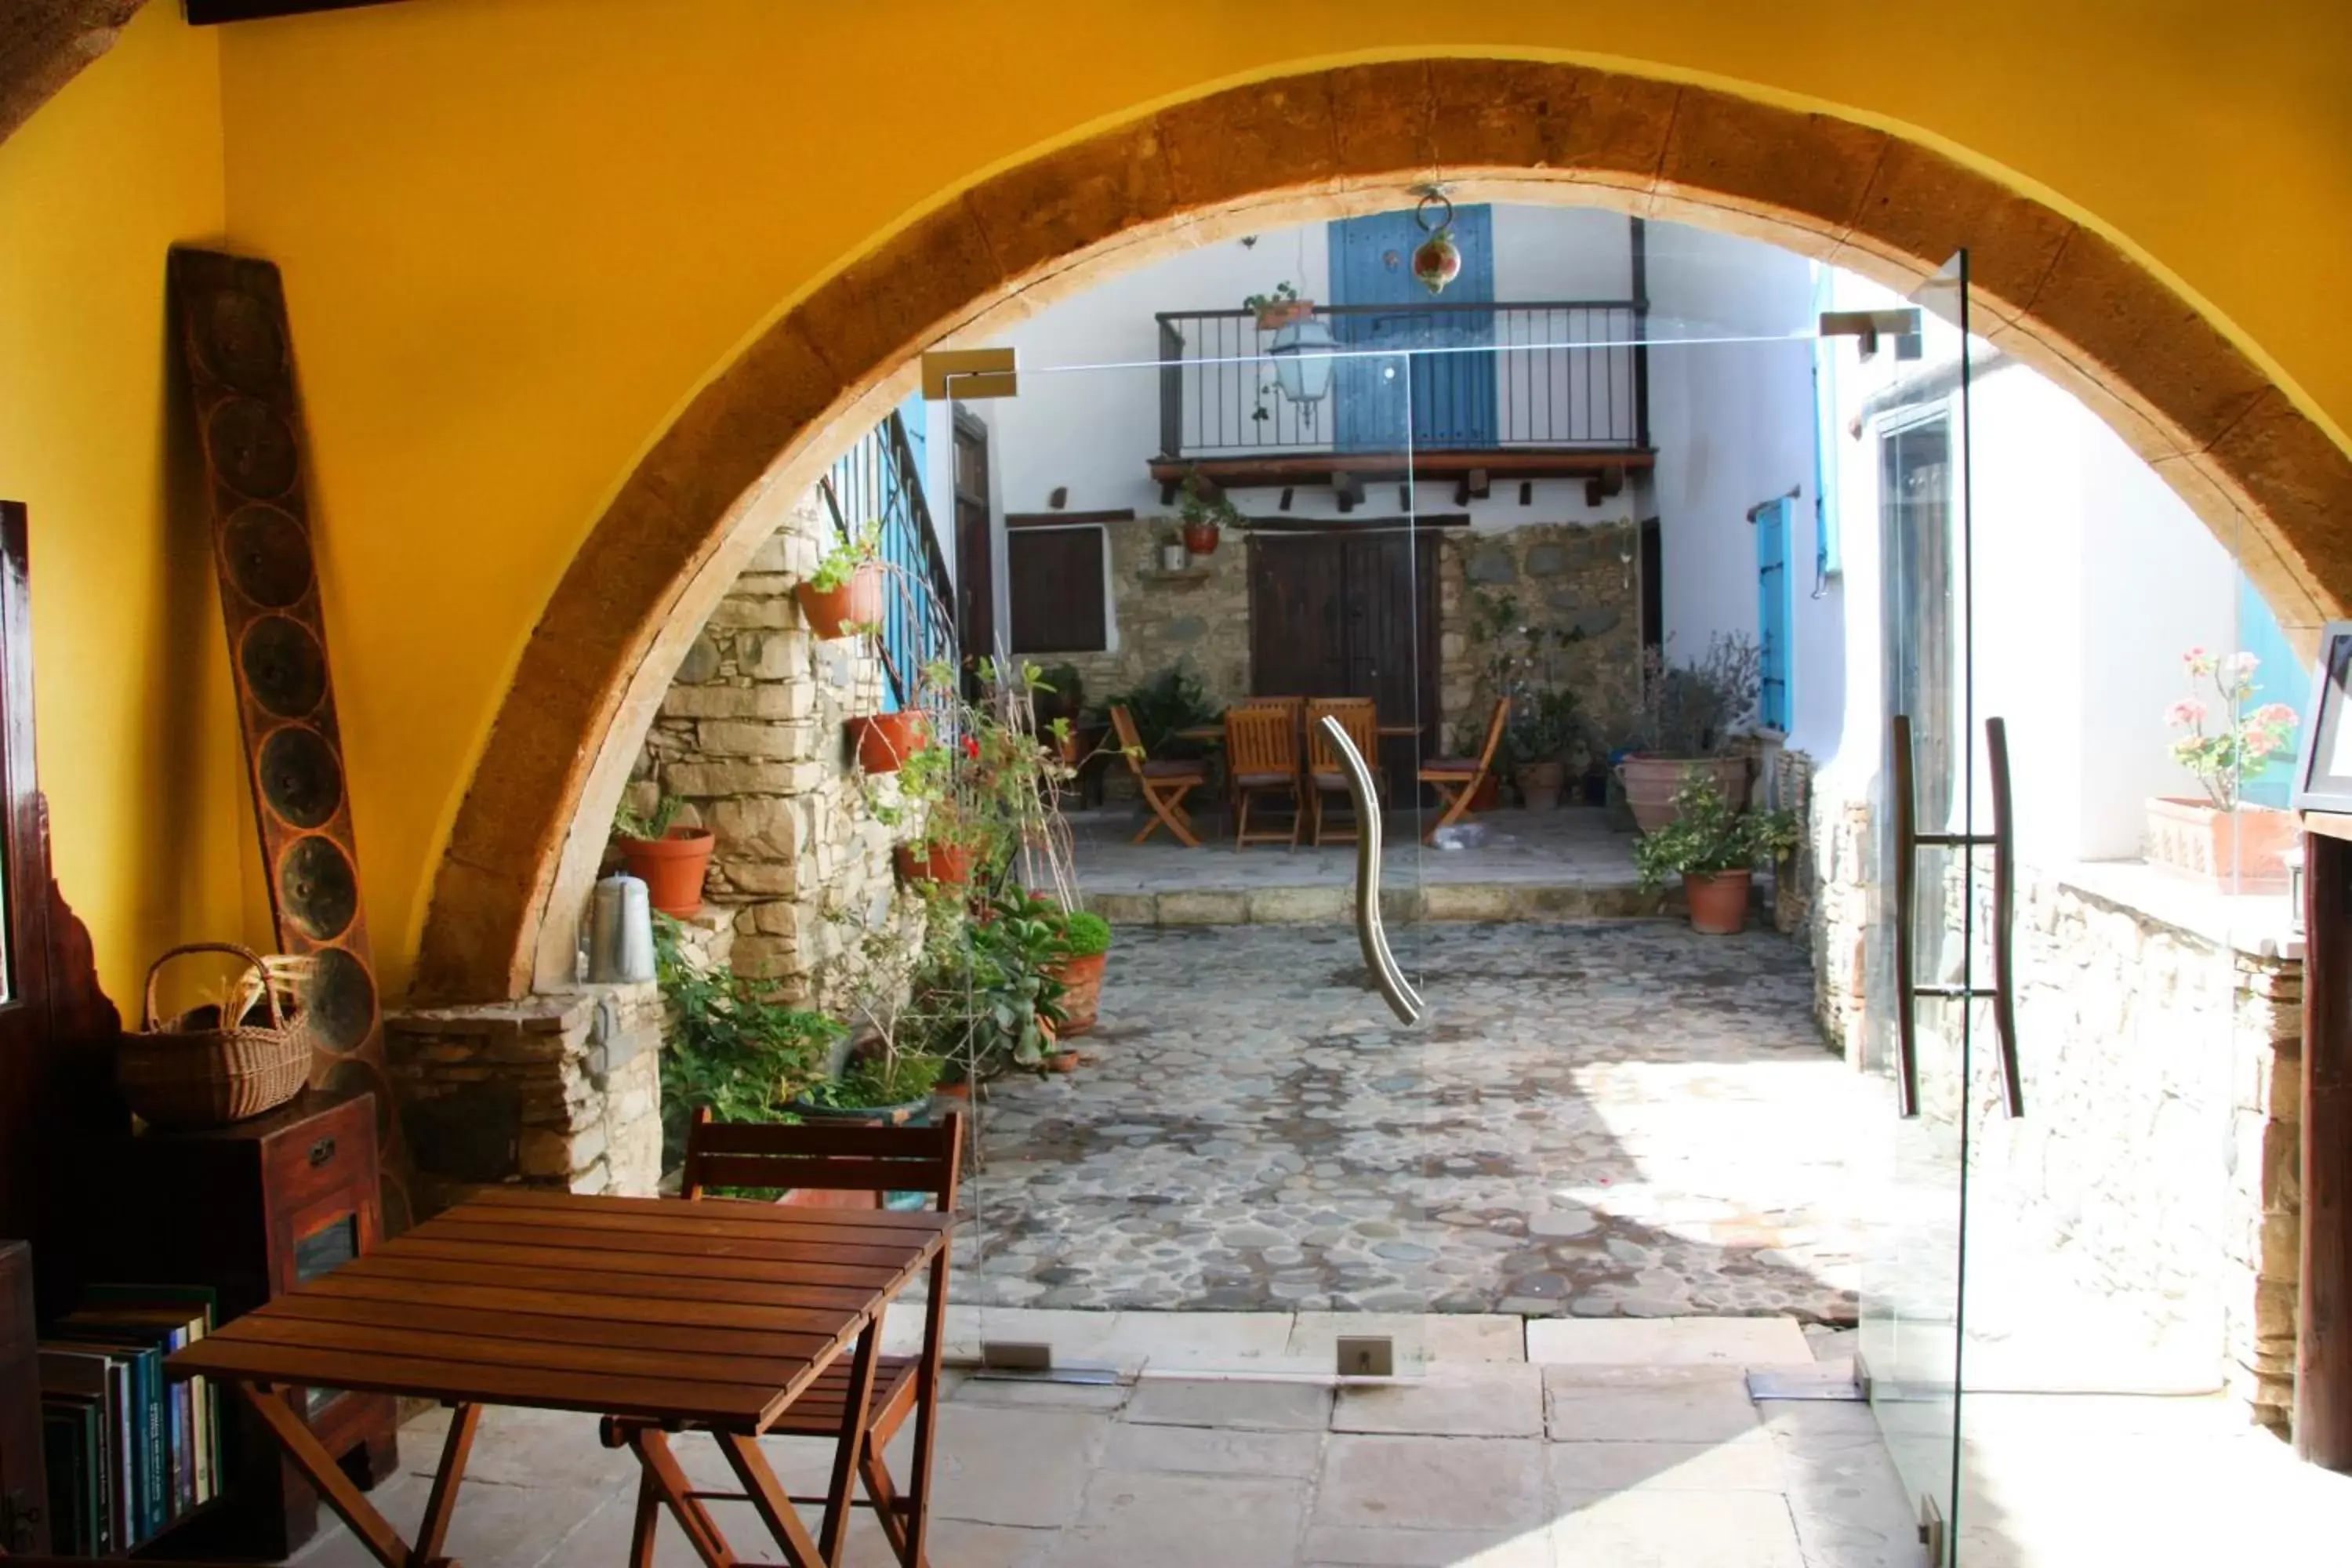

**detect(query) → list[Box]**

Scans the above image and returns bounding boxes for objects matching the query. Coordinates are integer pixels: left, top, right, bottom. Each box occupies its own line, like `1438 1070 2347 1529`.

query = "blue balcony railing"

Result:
816 409 954 713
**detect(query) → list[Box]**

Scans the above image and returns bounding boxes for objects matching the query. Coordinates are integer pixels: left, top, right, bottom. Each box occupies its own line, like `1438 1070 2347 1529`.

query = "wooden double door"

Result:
1247 528 1439 791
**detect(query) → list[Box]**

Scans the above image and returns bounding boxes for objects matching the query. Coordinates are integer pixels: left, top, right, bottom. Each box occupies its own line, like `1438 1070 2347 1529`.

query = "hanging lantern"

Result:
1268 313 1338 405
1412 191 1462 297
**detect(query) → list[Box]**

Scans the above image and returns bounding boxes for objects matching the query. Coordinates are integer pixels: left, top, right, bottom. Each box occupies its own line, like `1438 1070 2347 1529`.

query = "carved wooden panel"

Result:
167 249 410 1231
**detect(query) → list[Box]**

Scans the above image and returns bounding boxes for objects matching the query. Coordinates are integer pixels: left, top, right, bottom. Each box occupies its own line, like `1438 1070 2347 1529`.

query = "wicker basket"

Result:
117 942 312 1129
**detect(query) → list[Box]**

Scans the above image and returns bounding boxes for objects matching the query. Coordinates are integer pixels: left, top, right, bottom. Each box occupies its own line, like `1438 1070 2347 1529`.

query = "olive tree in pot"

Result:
1632 768 1798 935
1618 634 1762 833
1508 688 1579 810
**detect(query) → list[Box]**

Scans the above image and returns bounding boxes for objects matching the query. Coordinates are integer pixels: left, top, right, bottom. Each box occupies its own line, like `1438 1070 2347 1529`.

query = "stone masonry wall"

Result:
1801 778 2303 1428
633 490 917 994
386 982 666 1208
1048 514 1249 720
1440 522 1643 755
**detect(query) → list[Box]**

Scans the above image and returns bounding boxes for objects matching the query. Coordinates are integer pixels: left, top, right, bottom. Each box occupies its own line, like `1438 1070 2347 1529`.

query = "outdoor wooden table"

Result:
1175 720 1421 742
165 1186 956 1568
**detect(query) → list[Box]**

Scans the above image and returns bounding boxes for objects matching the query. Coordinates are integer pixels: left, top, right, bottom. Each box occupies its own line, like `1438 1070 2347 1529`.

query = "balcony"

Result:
1151 299 1653 509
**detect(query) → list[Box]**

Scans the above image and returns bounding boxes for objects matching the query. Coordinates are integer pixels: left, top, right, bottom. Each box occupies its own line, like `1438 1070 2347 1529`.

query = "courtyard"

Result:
954 919 1864 1324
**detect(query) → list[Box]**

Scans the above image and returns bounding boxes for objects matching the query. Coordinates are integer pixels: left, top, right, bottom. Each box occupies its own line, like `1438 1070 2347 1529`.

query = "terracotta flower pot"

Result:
1515 760 1567 811
1684 869 1751 935
1181 520 1221 557
615 826 715 917
1047 1049 1082 1074
847 710 928 774
1618 756 1751 834
895 840 975 887
793 563 884 641
1047 950 1108 1036
2144 797 2299 891
1255 299 1315 331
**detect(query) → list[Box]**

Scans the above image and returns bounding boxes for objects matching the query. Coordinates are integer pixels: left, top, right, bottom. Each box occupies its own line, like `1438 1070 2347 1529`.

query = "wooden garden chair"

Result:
1110 703 1207 847
1305 696 1383 845
1226 702 1305 850
1417 696 1511 844
607 1109 965 1568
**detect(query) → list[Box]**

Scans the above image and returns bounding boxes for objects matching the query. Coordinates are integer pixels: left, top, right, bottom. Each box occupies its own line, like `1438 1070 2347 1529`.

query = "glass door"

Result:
1857 253 1979 1562
936 340 1433 1377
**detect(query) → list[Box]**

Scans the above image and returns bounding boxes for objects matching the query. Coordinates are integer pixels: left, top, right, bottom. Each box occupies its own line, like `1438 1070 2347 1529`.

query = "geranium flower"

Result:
2164 699 2208 728
963 735 982 759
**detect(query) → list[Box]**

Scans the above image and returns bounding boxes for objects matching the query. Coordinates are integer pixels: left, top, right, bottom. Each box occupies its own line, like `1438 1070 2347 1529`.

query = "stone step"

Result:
1085 881 1675 926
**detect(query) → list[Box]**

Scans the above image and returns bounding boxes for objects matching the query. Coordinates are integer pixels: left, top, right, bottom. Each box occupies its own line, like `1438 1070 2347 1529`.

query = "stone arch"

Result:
411 57 2352 1004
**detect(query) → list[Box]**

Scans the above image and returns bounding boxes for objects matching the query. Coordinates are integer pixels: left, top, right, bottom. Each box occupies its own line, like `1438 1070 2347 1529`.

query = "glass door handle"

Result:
1985 717 2024 1117
1316 714 1422 1025
1891 713 1922 1119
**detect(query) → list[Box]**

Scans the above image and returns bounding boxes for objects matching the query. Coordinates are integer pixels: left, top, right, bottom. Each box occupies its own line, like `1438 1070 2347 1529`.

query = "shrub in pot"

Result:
793 521 885 640
1619 634 1763 833
2149 648 2302 891
612 793 715 917
1632 768 1798 935
1508 688 1579 811
649 915 841 1173
1047 909 1112 1036
1176 468 1243 557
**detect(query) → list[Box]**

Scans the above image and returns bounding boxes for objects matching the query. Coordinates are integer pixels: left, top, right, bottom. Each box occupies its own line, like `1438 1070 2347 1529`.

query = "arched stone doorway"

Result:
412 57 2352 1006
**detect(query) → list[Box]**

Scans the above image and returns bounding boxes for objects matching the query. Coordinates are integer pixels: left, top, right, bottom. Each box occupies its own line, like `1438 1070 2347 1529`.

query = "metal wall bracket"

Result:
1820 307 1923 361
1336 1336 1396 1377
922 347 1018 401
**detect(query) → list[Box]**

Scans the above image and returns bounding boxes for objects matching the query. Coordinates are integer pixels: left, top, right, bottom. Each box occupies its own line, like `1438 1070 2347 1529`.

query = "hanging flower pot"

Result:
1412 191 1462 296
795 561 884 641
847 710 928 774
1256 297 1316 331
895 839 975 887
615 826 716 917
1181 518 1221 557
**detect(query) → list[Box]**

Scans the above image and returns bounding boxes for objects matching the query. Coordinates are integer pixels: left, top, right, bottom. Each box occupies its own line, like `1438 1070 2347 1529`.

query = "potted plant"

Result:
649 915 840 1173
1046 909 1112 1036
1176 469 1243 557
1633 768 1798 935
793 520 884 640
2150 648 2302 891
1242 281 1312 331
846 707 929 774
1508 688 1579 811
1619 635 1762 833
612 793 717 917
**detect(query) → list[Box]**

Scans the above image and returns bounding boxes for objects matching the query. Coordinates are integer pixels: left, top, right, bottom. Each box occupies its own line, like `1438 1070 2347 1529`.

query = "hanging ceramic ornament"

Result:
1412 192 1462 296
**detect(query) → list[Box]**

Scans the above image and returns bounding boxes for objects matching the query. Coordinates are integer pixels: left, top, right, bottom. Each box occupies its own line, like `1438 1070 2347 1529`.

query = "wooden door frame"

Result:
950 409 994 676
1245 522 1440 774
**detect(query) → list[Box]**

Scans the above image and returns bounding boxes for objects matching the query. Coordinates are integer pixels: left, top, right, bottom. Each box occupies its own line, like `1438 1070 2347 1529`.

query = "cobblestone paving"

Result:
958 921 1867 1322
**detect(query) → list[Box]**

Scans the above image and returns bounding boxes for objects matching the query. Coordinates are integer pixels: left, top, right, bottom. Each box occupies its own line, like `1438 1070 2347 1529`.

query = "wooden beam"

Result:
1006 509 1133 529
1454 466 1490 506
1585 468 1626 506
1334 471 1366 513
1244 514 1471 533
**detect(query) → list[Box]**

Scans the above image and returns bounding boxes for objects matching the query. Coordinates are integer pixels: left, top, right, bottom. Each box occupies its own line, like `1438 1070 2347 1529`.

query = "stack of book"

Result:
37 1284 222 1555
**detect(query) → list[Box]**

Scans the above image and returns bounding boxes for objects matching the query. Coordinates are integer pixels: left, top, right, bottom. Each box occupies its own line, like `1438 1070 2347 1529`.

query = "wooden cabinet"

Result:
71 1088 397 1559
0 1240 46 1554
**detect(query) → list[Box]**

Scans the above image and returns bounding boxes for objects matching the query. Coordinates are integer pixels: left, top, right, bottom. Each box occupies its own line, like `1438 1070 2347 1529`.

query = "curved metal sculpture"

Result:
1316 715 1423 1025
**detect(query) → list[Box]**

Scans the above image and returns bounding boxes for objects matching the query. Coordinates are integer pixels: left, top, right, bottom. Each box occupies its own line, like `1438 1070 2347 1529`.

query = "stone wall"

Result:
633 491 917 994
386 982 665 1207
1040 514 1642 758
1440 521 1643 753
1798 777 2304 1428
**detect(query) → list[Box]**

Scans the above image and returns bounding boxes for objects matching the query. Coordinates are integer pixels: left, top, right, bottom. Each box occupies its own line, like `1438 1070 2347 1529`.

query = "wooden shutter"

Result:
1007 528 1107 653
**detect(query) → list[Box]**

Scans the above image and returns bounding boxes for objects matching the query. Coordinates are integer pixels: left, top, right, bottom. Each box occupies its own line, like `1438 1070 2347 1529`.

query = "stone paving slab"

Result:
1526 1314 1812 1366
959 921 1864 1321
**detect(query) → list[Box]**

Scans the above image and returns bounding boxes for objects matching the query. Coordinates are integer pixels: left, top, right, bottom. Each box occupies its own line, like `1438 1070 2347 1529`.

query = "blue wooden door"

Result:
1756 497 1793 731
1328 206 1495 452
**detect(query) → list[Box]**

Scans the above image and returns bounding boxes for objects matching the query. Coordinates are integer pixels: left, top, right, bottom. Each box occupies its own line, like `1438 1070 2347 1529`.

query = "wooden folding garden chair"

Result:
605 1109 965 1568
1418 696 1511 844
1305 696 1382 845
1226 702 1305 850
1109 703 1207 847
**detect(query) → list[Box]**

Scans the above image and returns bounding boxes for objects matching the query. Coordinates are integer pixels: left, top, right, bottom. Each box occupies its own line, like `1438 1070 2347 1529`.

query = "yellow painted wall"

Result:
0 5 263 1007
10 0 2349 1000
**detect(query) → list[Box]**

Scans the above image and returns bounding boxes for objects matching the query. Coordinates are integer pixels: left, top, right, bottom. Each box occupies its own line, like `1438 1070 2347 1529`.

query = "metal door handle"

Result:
1317 714 1421 1025
1986 717 2024 1117
1890 714 1921 1118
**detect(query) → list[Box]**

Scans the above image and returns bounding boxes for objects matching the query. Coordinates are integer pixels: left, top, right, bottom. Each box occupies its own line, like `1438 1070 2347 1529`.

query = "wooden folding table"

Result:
165 1187 956 1568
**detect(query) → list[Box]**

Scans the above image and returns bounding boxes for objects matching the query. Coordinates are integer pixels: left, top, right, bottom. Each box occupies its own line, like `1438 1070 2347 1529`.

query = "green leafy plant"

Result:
613 792 687 842
1108 661 1220 757
651 916 843 1167
2165 648 2299 811
1059 909 1112 959
807 519 881 592
1177 470 1246 533
1508 688 1581 766
798 1049 945 1110
1633 768 1798 889
1240 281 1301 317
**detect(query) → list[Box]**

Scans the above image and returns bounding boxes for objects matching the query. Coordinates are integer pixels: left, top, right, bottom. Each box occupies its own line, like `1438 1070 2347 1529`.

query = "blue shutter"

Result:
2237 577 2311 808
1327 206 1496 452
1756 498 1793 731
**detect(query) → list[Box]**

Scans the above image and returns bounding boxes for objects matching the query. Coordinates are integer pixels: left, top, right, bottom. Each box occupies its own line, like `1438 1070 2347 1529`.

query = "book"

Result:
40 1345 122 1552
49 1330 165 1541
67 1303 207 1513
82 1285 219 1506
39 1399 99 1555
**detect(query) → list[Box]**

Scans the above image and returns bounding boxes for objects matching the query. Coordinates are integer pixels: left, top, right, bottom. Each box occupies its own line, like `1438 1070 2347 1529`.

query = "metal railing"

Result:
1155 300 1650 461
817 410 955 712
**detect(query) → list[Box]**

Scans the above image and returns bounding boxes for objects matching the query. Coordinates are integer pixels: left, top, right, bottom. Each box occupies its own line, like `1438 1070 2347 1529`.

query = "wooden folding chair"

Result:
1418 697 1511 844
1226 702 1304 850
1305 697 1382 845
604 1109 964 1568
1110 703 1207 847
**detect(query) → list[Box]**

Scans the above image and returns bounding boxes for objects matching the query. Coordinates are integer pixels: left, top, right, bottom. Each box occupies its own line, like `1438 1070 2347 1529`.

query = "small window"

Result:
1007 528 1108 653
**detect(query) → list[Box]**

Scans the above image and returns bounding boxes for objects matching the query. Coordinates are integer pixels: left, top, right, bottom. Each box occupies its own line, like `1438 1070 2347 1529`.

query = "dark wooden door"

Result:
1248 529 1437 788
952 412 994 670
